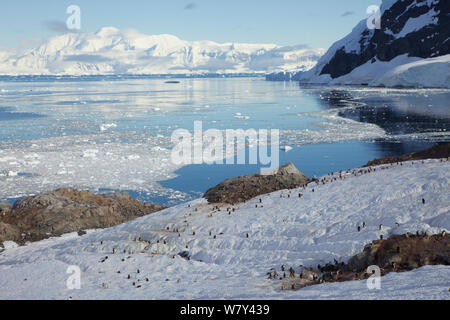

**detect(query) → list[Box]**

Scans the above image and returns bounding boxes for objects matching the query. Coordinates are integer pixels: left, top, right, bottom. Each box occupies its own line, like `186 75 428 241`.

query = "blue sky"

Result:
1 0 381 50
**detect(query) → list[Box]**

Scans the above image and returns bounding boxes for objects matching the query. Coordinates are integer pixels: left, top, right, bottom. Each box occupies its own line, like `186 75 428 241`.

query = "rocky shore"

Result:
204 163 310 204
0 188 165 245
278 232 449 291
364 143 450 167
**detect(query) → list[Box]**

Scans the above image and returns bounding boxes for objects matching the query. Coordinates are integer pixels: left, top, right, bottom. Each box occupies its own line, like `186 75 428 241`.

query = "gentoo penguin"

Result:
289 268 295 278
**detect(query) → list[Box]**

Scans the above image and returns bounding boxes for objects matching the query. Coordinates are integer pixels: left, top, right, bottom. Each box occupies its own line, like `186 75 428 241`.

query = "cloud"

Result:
341 11 355 17
63 54 111 63
184 2 197 10
42 20 74 33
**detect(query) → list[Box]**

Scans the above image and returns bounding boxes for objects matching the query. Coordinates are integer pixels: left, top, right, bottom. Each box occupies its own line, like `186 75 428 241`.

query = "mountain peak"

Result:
95 26 121 37
299 0 450 88
0 27 323 76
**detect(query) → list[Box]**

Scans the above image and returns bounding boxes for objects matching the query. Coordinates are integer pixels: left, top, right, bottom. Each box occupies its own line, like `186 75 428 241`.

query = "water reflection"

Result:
313 88 450 135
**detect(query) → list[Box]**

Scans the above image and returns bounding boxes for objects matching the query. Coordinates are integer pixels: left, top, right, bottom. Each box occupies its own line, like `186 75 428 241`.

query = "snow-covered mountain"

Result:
0 27 323 75
299 0 450 88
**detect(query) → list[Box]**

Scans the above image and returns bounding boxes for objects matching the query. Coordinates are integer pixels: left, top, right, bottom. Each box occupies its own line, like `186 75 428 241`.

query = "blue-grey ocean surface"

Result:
0 76 449 206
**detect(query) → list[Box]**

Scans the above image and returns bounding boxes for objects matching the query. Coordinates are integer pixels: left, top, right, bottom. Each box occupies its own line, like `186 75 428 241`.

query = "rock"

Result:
204 163 310 204
0 188 166 244
101 192 132 200
347 233 450 272
364 143 450 167
283 233 449 291
77 230 87 237
0 222 21 243
178 251 191 260
0 203 12 216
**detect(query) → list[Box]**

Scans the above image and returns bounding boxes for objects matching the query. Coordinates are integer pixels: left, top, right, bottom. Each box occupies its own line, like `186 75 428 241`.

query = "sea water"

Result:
0 76 449 206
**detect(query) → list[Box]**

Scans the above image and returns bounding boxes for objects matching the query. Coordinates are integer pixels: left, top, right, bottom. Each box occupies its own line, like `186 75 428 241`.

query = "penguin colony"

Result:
60 158 448 298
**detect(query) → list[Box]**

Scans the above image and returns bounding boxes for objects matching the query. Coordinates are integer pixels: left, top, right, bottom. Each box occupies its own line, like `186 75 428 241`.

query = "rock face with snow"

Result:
0 27 323 75
299 0 450 88
204 163 310 204
364 142 450 167
347 233 450 272
0 188 166 244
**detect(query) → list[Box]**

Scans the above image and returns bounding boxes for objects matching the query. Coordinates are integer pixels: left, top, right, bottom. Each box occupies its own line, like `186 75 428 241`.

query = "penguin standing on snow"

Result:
289 267 295 278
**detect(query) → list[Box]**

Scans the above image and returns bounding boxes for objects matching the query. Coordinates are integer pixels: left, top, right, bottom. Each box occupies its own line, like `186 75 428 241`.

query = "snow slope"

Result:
0 159 449 300
0 28 323 75
317 54 450 88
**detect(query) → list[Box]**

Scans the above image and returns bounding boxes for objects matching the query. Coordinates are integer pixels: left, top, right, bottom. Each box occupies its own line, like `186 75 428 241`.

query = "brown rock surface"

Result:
0 188 166 244
0 222 21 244
279 233 450 291
204 163 310 204
364 143 450 167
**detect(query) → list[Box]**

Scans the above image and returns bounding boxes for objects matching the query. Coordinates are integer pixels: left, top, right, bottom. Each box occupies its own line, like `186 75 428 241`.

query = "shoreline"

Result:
1 143 449 247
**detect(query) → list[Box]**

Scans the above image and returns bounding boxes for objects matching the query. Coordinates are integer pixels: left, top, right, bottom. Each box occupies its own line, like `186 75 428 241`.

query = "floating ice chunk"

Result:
3 171 19 177
0 156 16 163
82 149 99 158
281 146 293 152
100 123 117 132
234 113 250 120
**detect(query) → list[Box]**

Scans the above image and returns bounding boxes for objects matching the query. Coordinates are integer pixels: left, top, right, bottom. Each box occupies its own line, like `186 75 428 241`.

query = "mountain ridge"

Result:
0 27 324 76
296 0 450 88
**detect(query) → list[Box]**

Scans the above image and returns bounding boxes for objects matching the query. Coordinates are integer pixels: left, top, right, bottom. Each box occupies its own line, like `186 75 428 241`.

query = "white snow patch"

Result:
0 159 448 299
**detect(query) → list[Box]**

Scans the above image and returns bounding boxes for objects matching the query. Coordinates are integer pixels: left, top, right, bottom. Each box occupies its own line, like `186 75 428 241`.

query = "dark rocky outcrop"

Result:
204 163 310 204
320 0 450 79
364 143 450 167
0 188 166 245
278 233 449 290
346 233 449 272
